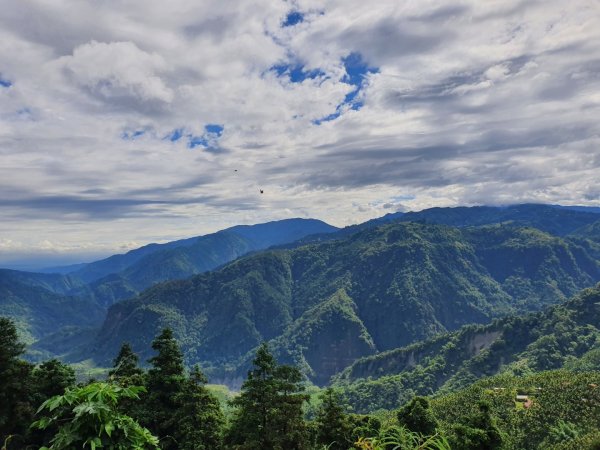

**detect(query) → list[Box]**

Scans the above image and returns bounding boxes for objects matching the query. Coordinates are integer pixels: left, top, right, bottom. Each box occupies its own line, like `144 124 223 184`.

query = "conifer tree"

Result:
109 343 145 423
173 366 224 450
28 359 77 447
109 342 144 382
144 328 186 450
225 343 309 450
0 317 33 446
315 388 354 450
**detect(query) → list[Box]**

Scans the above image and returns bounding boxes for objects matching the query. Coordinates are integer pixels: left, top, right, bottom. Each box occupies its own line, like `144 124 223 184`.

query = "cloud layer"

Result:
1 0 599 265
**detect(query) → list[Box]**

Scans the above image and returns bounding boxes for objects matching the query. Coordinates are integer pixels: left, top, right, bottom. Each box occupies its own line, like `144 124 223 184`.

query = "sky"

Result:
1 0 599 268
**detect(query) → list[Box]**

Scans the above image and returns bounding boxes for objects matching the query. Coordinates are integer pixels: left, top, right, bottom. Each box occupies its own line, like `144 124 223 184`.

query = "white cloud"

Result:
61 41 173 107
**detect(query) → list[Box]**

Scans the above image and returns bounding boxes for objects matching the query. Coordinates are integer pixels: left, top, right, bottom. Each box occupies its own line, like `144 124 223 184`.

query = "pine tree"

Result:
109 343 145 423
315 388 354 450
173 366 224 450
0 317 33 447
109 342 143 382
225 343 309 450
143 328 186 450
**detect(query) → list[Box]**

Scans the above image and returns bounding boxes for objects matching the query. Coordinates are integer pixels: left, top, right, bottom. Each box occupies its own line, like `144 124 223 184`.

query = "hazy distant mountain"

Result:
89 221 600 385
0 269 103 346
66 218 338 285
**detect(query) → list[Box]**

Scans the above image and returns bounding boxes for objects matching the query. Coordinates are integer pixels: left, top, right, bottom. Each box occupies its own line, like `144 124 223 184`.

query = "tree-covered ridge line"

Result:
89 220 600 386
333 284 600 412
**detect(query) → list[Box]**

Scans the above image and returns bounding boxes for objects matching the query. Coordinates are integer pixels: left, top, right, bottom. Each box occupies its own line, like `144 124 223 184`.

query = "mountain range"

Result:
1 203 600 390
89 207 600 385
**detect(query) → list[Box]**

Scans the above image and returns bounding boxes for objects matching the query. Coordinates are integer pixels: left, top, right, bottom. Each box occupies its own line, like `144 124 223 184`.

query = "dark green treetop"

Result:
109 342 143 381
397 396 438 436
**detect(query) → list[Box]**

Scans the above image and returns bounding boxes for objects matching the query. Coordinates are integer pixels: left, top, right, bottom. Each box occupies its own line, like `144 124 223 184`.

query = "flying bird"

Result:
260 189 264 194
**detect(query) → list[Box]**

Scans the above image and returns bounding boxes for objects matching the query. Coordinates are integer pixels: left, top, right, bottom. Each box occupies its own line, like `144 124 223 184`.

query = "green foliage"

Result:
0 317 33 445
354 425 451 450
109 342 143 381
334 285 600 412
172 366 225 450
31 381 158 449
314 388 355 450
447 400 503 450
547 420 581 445
397 396 438 436
143 328 187 449
226 343 310 449
430 370 600 450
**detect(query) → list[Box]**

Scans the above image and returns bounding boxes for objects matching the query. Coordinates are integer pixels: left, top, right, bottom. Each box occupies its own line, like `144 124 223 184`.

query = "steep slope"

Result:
89 222 600 384
254 289 377 385
571 218 600 243
333 284 600 412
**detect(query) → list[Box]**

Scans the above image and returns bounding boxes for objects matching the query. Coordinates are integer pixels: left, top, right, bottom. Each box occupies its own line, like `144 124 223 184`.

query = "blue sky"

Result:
0 0 599 267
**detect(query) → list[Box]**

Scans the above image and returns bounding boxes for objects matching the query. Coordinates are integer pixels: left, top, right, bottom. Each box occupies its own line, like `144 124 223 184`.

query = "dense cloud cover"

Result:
0 0 599 266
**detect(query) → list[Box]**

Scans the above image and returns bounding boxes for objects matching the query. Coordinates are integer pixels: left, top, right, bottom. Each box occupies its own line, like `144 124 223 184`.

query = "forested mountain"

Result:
89 221 600 385
395 204 600 236
0 219 337 358
75 218 339 306
0 270 103 345
333 284 600 412
281 204 600 250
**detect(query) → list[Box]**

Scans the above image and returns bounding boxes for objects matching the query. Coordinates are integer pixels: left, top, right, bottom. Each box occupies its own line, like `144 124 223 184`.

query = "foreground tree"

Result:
172 366 224 450
28 359 77 447
449 400 504 450
397 396 438 436
143 328 186 449
225 343 309 450
109 343 145 422
0 317 33 446
31 382 158 449
109 342 144 383
142 328 225 449
314 388 354 450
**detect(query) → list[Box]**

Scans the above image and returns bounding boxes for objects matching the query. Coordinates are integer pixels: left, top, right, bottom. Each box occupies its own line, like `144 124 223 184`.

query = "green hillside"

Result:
333 284 600 412
89 222 600 385
0 273 104 345
430 370 600 450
